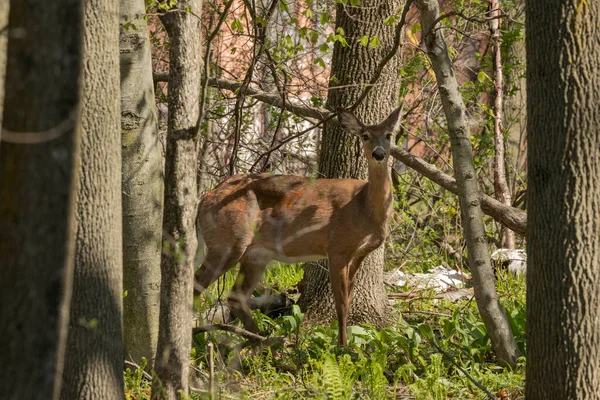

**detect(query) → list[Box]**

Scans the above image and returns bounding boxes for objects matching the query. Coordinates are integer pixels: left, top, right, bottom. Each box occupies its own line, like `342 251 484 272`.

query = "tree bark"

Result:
489 0 515 249
526 1 600 398
59 0 125 398
120 0 165 367
0 0 83 397
151 1 202 398
415 0 520 368
0 0 8 131
298 0 403 329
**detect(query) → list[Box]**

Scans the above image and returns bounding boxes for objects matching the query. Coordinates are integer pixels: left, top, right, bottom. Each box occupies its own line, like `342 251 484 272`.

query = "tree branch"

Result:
152 77 527 236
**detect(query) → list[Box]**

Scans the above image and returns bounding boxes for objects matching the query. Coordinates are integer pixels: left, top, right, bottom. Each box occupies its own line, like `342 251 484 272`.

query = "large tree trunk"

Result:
0 0 83 397
415 0 520 368
151 0 202 398
60 0 125 398
298 0 403 329
120 0 164 367
526 1 600 398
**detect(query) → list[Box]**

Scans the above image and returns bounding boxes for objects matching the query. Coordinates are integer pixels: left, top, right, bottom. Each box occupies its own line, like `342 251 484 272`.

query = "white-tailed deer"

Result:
195 107 401 345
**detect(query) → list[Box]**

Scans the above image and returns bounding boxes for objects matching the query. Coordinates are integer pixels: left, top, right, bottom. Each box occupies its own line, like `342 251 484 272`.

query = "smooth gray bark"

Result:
299 0 403 329
526 1 600 398
151 1 202 398
120 0 164 367
415 0 520 367
60 0 125 398
0 0 84 397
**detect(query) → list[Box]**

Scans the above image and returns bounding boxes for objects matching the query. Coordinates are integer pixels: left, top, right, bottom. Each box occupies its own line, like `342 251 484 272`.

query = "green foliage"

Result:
126 263 526 399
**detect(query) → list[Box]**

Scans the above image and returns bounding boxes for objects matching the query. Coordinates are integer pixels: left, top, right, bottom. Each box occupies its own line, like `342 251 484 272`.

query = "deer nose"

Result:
372 147 386 161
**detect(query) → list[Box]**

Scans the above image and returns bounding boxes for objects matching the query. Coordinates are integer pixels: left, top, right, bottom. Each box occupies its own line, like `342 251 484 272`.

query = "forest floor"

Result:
125 263 525 399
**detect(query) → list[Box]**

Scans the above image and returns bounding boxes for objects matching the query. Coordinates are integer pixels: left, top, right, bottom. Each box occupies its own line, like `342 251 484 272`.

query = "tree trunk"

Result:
151 1 202 398
415 0 520 368
120 0 165 367
526 1 600 398
489 0 515 249
0 0 9 130
59 0 124 398
0 0 83 397
298 0 403 329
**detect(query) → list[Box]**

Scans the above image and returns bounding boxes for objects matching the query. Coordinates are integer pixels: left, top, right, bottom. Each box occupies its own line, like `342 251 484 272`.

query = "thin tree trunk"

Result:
299 0 403 329
0 0 9 131
152 1 202 398
0 0 83 397
120 0 165 368
60 0 124 398
489 0 514 249
526 1 600 398
415 0 520 368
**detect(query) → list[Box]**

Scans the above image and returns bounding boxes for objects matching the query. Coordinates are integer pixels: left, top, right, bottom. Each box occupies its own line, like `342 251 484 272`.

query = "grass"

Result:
126 265 526 399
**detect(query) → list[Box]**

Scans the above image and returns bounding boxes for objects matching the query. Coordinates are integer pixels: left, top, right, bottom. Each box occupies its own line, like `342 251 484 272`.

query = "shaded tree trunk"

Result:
526 1 600 398
415 0 520 368
60 0 125 398
0 0 84 397
0 0 8 130
298 0 403 329
151 1 202 398
120 0 165 367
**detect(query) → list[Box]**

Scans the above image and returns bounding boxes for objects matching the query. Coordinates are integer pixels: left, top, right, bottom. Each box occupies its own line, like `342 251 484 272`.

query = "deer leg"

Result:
347 255 366 308
329 253 353 346
194 247 244 296
227 259 268 334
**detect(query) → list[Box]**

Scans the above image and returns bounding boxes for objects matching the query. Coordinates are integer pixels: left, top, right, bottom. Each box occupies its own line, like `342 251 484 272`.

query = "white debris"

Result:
385 266 468 292
491 248 527 277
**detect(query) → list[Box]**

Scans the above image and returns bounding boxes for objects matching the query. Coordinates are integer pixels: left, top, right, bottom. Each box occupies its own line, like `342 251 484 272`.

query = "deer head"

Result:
337 106 403 164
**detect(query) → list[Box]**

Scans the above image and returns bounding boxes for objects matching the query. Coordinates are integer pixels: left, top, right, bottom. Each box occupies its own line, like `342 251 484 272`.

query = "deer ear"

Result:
337 108 364 136
382 105 403 133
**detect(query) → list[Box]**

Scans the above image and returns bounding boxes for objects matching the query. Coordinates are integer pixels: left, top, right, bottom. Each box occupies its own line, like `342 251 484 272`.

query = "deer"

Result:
194 106 401 345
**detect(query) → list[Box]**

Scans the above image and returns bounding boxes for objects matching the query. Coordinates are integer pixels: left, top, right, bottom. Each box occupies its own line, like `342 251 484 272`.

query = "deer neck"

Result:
365 161 392 225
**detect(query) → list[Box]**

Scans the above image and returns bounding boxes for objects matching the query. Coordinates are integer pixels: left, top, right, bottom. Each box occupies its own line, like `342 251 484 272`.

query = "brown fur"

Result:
195 107 402 345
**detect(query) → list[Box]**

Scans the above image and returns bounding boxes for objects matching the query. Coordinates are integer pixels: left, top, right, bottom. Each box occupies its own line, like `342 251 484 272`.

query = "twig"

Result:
401 310 452 318
429 340 497 400
228 0 280 175
208 342 215 399
197 0 235 130
124 360 153 381
193 323 267 341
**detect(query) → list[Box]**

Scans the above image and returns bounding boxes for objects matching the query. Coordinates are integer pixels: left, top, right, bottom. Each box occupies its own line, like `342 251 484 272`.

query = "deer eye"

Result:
386 134 392 140
361 134 369 141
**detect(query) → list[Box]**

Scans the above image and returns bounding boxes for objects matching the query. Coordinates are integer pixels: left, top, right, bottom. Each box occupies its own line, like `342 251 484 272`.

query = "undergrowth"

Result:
126 267 525 399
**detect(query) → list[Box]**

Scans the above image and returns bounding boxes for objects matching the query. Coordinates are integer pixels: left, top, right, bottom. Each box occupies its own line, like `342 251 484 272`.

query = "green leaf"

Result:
411 22 421 34
350 0 360 5
319 43 329 53
314 57 326 68
418 323 436 344
477 70 490 83
320 11 330 25
369 35 381 48
358 35 369 47
384 15 397 25
309 30 319 45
